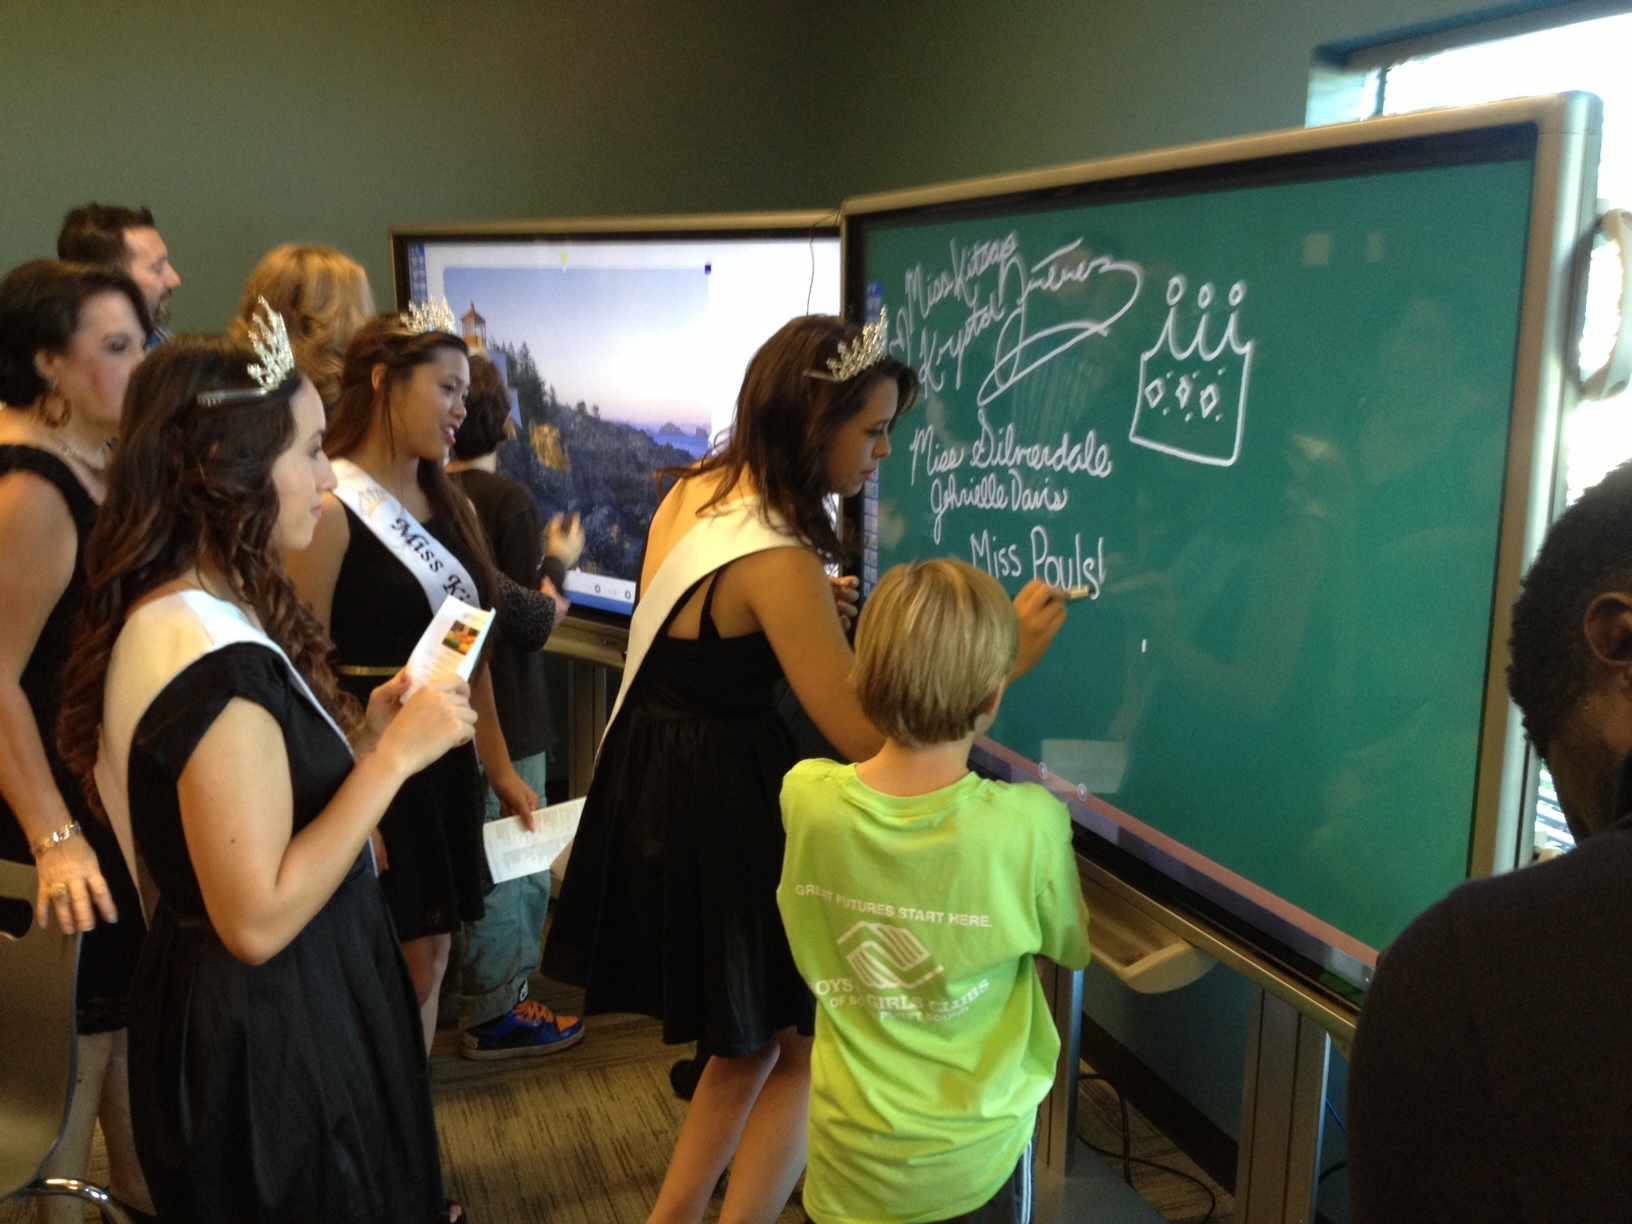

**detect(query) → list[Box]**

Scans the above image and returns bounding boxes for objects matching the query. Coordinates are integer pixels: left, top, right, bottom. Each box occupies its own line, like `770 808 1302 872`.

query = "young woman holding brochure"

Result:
285 307 556 1050
543 315 1066 1224
57 322 472 1223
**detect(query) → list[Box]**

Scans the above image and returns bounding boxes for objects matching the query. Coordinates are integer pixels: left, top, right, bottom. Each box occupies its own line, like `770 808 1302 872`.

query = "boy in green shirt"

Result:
778 559 1091 1224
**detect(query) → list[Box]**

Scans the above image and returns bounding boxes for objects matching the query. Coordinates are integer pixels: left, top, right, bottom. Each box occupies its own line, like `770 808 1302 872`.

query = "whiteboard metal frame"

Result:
841 94 1602 1003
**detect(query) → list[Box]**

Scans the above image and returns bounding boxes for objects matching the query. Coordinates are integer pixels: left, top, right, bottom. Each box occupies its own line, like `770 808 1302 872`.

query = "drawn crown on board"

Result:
1128 276 1255 468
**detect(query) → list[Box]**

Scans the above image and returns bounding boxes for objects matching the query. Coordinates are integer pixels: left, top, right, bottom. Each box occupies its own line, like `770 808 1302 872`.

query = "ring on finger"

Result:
50 884 69 901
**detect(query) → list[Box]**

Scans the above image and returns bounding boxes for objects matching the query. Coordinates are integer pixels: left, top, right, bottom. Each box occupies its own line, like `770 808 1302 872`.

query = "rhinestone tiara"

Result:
401 297 459 337
199 297 297 406
808 317 888 383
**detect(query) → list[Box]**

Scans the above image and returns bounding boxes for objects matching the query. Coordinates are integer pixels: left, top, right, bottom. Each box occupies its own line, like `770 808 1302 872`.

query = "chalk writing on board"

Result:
968 527 1106 596
1030 527 1106 595
1130 277 1255 467
927 467 1070 546
969 409 1114 478
895 234 1143 405
909 408 1115 544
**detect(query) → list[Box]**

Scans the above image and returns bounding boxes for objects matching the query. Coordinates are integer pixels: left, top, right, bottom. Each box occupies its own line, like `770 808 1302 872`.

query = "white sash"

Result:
94 590 354 916
330 457 480 612
605 498 801 739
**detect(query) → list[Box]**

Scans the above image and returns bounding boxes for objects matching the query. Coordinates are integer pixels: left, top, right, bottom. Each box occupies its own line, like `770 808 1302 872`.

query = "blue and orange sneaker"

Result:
461 995 585 1060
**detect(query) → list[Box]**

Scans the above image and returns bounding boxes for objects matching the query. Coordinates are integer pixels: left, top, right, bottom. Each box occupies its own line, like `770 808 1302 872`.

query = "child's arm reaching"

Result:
1036 805 1092 969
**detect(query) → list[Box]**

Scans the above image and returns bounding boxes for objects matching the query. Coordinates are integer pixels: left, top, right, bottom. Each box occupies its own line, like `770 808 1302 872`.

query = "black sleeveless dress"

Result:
543 569 816 1056
328 505 486 940
0 445 144 1033
125 643 445 1224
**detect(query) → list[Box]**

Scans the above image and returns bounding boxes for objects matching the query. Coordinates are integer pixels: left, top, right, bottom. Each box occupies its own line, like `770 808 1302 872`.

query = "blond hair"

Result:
232 244 374 405
853 559 1019 748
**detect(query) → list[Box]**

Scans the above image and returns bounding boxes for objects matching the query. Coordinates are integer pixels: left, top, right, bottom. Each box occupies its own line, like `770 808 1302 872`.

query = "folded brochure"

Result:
405 596 493 696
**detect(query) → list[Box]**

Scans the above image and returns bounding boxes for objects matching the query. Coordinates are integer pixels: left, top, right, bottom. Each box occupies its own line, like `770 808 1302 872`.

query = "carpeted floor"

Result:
427 975 806 1223
5 972 1228 1223
1078 1066 1234 1224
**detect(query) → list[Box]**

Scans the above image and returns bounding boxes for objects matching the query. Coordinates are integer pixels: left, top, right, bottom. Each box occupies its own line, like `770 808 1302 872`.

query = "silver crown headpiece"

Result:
401 297 460 337
809 317 888 383
199 297 298 406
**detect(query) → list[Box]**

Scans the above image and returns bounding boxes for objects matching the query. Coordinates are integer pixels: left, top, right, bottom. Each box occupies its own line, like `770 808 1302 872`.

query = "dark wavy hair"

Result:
323 316 494 594
59 336 361 811
1509 460 1632 757
0 260 150 417
451 354 513 461
673 315 918 563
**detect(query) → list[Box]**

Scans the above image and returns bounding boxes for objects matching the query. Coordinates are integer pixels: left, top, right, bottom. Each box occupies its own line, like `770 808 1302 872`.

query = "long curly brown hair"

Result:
670 315 919 564
58 335 361 815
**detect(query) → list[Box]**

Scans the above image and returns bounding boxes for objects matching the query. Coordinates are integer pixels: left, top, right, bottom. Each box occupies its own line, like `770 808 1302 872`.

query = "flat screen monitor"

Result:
844 95 1599 999
392 215 841 622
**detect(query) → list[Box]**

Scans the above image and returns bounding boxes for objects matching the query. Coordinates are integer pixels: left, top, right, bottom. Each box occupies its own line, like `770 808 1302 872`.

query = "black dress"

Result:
125 643 444 1224
0 445 144 1033
329 504 485 940
543 571 816 1056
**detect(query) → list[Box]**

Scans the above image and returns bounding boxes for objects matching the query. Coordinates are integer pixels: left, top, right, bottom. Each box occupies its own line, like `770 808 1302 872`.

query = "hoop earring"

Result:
40 380 71 429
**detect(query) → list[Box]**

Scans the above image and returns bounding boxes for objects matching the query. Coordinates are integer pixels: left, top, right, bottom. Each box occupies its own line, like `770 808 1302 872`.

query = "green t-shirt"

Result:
778 759 1091 1224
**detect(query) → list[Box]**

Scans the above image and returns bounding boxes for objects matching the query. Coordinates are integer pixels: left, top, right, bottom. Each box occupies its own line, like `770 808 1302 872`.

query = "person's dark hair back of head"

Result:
0 259 151 405
1509 461 1632 756
676 315 919 564
453 354 513 460
57 204 157 268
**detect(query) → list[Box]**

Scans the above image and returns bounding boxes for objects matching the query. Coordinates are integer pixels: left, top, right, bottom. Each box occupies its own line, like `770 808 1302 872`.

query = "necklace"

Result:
47 428 110 473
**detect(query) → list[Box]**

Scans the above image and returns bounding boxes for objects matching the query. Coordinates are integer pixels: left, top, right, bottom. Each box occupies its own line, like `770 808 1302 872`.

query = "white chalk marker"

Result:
1064 585 1095 602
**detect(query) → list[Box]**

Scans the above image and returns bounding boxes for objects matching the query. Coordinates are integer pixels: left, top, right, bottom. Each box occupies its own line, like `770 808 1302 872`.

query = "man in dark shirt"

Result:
1348 462 1632 1222
58 203 181 344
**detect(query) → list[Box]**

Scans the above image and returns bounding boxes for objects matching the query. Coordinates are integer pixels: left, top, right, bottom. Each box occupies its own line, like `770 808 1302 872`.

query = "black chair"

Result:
0 858 135 1223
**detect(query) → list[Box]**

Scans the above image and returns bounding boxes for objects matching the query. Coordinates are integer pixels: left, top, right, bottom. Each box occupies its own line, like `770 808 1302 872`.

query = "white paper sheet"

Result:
482 797 585 885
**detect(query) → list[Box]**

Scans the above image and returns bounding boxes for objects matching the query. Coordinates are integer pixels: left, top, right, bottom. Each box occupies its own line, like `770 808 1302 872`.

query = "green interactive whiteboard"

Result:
845 96 1601 985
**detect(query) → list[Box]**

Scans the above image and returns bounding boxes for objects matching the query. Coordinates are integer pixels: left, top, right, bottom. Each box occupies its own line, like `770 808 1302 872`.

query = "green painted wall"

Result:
1 0 1558 325
0 1 818 332
798 0 1559 195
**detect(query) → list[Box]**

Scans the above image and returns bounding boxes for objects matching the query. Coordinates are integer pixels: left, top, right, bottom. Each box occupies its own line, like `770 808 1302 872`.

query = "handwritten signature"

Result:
895 235 1143 407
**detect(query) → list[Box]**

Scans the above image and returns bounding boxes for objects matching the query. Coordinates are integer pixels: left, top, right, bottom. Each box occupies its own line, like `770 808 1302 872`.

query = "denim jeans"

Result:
458 751 551 1030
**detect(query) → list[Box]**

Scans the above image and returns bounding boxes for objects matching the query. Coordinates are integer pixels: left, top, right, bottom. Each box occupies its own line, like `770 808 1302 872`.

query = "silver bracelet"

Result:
30 820 82 858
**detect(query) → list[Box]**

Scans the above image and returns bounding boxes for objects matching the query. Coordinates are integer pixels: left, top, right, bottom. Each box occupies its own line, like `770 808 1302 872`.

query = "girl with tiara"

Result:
285 307 561 1050
0 259 154 1222
57 319 474 1222
542 315 1066 1223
